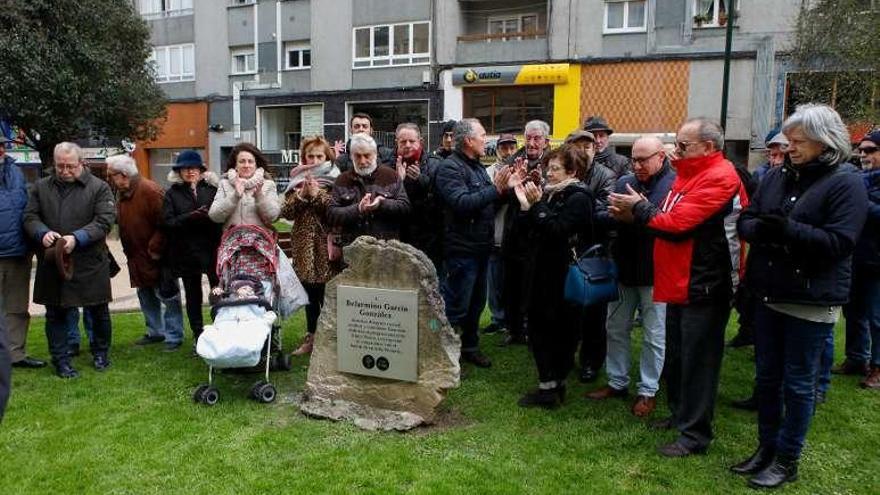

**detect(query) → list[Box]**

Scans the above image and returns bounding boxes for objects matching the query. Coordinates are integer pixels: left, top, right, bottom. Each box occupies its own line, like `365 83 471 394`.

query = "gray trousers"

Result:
0 256 32 362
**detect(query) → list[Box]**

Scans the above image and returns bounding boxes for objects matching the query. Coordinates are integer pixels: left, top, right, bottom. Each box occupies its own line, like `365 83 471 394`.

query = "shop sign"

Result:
452 64 569 86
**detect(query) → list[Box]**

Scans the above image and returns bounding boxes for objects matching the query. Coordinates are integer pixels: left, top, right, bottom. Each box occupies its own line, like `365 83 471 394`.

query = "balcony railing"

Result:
457 30 547 43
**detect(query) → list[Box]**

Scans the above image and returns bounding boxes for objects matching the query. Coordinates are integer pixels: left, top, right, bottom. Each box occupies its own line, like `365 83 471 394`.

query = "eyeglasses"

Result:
632 150 661 165
55 163 81 171
675 141 701 152
858 146 879 154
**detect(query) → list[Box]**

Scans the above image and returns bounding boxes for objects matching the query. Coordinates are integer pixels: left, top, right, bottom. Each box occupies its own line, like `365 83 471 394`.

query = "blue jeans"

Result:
66 308 94 348
843 274 880 366
816 331 834 394
486 250 505 327
755 304 834 459
48 305 111 363
137 286 185 344
605 285 666 396
441 255 488 353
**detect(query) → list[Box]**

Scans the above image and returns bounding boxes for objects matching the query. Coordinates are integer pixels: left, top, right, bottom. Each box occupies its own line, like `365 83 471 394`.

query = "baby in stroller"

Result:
193 224 306 405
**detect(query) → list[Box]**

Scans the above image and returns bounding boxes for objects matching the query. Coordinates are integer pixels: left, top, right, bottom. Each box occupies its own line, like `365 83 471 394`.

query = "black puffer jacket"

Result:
435 150 499 257
162 172 222 277
738 159 867 305
396 149 443 267
521 182 595 311
853 169 880 275
328 165 410 247
594 148 631 178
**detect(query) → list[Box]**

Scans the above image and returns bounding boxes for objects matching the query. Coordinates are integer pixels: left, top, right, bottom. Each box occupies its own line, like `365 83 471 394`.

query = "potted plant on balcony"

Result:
693 14 709 27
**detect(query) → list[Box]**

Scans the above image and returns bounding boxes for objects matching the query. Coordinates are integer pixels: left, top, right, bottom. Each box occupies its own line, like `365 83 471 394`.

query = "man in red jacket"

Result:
610 118 748 457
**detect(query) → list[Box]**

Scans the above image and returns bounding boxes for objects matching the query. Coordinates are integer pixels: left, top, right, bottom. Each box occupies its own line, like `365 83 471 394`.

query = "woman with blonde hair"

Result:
280 136 339 355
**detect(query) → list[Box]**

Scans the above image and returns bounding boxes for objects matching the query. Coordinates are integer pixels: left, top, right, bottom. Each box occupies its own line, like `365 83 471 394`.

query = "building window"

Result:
139 0 193 20
352 22 430 69
150 44 195 83
348 101 429 147
230 0 256 5
693 0 730 28
463 86 554 135
604 1 647 33
231 47 256 75
487 13 541 41
285 42 311 70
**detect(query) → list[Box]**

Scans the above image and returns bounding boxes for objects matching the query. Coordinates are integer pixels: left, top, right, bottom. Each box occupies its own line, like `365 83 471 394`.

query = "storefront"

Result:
133 101 210 188
441 63 581 140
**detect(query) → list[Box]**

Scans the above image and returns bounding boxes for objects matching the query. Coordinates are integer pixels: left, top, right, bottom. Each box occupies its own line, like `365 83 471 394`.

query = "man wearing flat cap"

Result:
23 142 116 378
584 115 632 178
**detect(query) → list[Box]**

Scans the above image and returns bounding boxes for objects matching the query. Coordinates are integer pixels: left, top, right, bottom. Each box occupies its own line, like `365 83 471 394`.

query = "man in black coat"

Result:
23 142 116 378
499 120 551 346
435 118 514 368
334 113 395 173
394 123 443 270
584 115 632 178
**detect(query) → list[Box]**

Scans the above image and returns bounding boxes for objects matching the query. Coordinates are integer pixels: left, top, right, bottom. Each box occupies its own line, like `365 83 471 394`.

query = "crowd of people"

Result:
0 103 878 490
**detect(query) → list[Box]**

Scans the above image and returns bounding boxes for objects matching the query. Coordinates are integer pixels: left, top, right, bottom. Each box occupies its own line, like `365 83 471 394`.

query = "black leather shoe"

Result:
579 367 598 383
461 351 492 368
134 334 165 346
730 446 776 475
727 332 754 348
55 362 79 379
657 441 707 458
517 387 561 409
649 416 674 430
482 323 504 334
748 456 798 489
12 357 48 368
93 354 111 372
731 394 758 411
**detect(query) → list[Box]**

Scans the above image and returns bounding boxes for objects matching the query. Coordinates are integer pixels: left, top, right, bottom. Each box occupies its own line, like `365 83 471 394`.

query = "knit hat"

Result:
441 120 457 134
173 150 205 170
861 130 880 147
583 115 614 135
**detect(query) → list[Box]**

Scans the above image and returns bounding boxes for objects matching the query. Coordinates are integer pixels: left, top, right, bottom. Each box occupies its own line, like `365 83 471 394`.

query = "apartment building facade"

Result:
136 0 807 181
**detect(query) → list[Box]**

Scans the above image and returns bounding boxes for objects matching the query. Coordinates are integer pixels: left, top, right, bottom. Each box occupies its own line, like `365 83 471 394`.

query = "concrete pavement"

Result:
28 237 211 316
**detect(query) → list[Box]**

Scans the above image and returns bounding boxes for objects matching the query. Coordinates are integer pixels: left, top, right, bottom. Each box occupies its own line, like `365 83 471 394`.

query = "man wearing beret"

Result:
23 142 116 378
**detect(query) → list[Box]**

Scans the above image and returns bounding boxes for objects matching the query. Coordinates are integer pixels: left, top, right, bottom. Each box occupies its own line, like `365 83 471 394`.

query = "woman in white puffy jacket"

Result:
209 142 280 230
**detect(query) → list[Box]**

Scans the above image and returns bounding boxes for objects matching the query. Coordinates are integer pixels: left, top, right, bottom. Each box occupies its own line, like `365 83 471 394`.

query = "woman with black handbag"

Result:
514 144 595 409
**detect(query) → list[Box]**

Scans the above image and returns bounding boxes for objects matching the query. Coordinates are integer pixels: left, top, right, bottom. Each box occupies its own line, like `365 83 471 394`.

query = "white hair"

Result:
782 103 852 165
54 142 83 162
349 134 378 155
524 120 550 138
106 154 139 177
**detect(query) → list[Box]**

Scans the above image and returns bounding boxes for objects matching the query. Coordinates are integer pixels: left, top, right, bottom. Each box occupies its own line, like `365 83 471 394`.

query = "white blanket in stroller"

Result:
197 304 277 369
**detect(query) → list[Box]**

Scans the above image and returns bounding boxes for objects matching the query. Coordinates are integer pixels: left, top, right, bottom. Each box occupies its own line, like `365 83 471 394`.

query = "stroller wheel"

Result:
202 387 220 406
192 384 209 403
250 380 267 400
257 383 277 404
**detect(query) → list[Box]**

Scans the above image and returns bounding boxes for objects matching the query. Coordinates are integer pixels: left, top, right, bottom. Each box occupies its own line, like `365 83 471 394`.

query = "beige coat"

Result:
209 168 280 230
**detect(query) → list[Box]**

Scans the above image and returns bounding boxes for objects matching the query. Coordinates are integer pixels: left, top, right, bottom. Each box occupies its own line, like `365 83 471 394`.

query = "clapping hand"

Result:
333 140 346 157
396 156 407 181
358 193 385 213
233 178 245 196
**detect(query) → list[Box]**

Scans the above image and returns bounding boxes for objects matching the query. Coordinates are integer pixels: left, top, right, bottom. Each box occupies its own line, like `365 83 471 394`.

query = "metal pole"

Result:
720 0 736 133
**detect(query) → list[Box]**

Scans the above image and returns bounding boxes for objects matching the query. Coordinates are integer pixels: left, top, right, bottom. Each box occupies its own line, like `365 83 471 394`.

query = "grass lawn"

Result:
1 310 878 494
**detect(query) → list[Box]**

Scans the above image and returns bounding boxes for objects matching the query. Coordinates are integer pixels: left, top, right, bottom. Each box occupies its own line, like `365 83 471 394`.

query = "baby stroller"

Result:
193 224 292 406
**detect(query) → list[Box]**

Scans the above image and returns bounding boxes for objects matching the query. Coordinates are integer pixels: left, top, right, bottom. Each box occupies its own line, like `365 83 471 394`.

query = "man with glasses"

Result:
23 142 116 378
837 130 880 387
586 136 674 419
610 119 748 457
